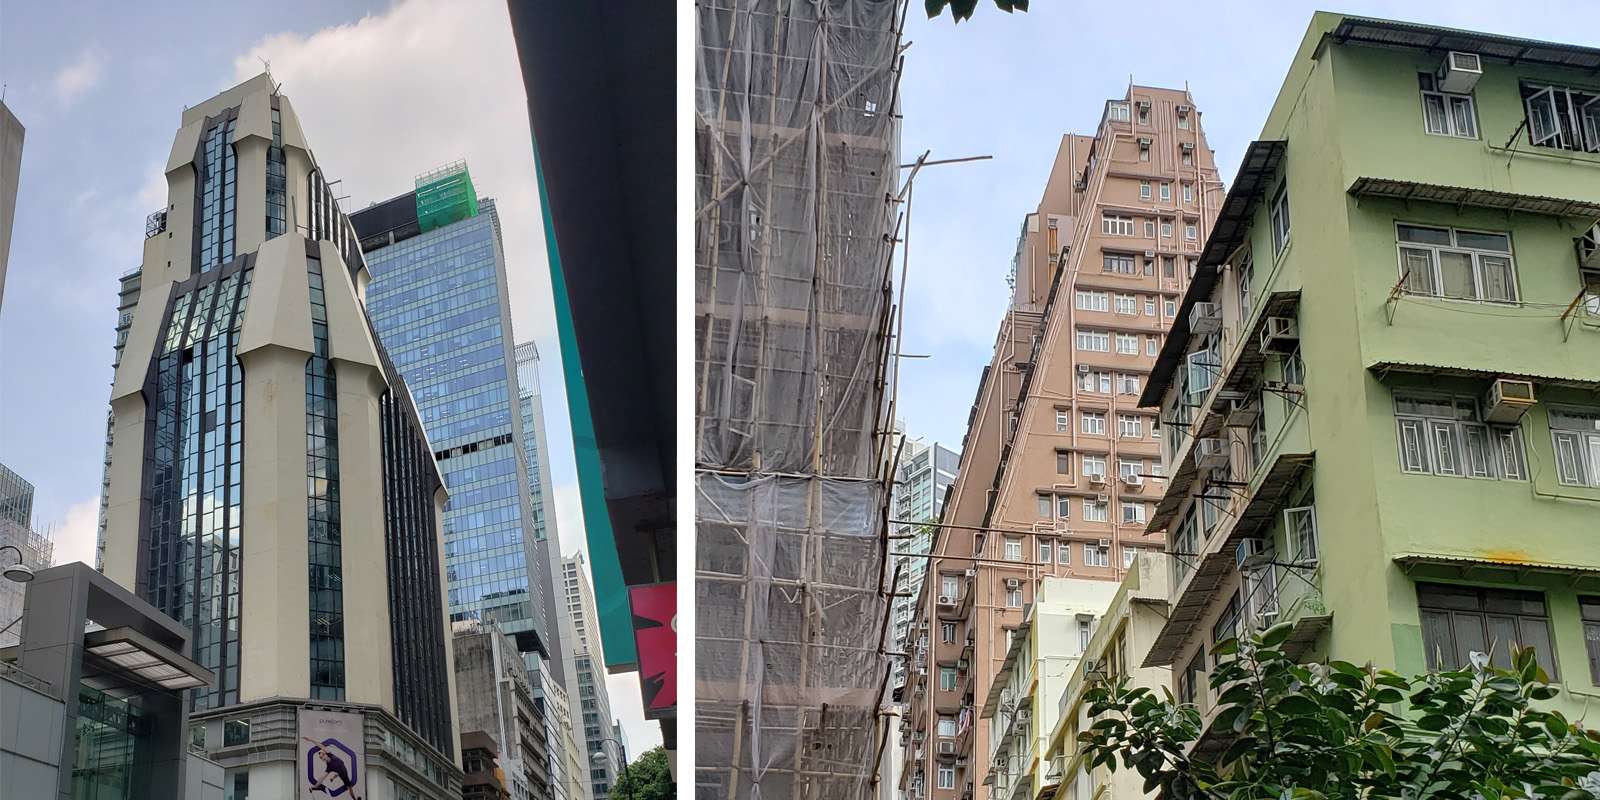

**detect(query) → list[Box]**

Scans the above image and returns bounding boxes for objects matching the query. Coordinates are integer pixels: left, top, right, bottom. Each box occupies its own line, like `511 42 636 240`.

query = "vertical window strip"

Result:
196 118 239 271
266 109 287 238
306 256 346 699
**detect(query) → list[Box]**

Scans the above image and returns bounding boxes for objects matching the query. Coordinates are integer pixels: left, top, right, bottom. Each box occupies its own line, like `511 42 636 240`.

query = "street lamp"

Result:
591 738 631 799
0 545 34 584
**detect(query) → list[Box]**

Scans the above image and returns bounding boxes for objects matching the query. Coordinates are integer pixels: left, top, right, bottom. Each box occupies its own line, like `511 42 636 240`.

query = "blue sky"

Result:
891 0 1595 449
0 0 657 752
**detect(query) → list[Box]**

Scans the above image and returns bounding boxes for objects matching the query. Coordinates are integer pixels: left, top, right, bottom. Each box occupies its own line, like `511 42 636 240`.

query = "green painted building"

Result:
1139 12 1600 750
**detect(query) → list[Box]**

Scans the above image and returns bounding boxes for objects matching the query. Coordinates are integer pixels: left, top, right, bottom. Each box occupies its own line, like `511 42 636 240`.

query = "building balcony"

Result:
1142 448 1316 668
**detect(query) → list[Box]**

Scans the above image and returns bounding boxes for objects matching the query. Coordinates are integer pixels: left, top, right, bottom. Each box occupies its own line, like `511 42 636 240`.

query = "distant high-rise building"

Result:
0 462 52 648
0 99 23 309
101 74 460 796
96 267 143 571
563 553 622 798
889 437 959 688
352 167 567 689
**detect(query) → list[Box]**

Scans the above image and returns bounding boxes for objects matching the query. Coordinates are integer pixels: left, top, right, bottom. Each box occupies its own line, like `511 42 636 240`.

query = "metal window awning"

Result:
83 626 213 691
1217 291 1302 397
1368 361 1600 391
1327 17 1600 73
1395 552 1600 585
1142 453 1315 668
1348 177 1600 220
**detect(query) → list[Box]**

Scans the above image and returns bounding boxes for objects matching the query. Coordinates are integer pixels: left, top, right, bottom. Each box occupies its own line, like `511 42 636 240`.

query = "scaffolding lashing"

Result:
695 0 908 798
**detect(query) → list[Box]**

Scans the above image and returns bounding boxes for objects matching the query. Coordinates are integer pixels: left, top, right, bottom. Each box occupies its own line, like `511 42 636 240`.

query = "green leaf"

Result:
1274 695 1320 716
950 0 979 20
924 0 949 18
1260 622 1294 648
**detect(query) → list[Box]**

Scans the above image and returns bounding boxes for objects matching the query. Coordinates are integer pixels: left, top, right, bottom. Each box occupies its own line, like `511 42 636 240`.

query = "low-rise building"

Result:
455 621 553 800
1043 553 1172 800
980 578 1118 800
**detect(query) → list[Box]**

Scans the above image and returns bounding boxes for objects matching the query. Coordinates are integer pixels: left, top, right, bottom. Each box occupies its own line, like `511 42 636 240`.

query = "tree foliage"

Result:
611 746 674 800
1077 623 1600 800
924 0 1028 23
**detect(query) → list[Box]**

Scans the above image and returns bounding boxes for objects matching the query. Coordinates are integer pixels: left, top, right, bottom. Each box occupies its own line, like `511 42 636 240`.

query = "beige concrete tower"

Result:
900 86 1223 800
101 74 462 799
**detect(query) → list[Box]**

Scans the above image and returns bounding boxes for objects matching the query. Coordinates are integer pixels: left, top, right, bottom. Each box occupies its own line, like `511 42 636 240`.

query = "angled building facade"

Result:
902 86 1223 800
1141 14 1600 757
563 553 621 798
353 168 566 686
890 437 960 689
101 74 460 798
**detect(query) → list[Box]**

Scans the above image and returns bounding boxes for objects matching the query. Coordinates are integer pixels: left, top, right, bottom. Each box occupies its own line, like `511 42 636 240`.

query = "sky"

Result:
0 0 657 754
891 0 1597 450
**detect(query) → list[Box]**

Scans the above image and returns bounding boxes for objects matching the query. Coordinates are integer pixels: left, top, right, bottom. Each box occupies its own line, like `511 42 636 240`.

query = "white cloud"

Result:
230 0 555 348
47 496 101 568
53 48 104 105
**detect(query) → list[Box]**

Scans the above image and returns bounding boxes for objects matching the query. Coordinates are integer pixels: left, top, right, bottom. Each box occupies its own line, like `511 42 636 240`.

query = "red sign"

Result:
629 582 675 717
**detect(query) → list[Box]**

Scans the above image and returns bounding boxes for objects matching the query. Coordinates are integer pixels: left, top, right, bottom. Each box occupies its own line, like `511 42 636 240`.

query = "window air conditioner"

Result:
1077 364 1091 374
1121 473 1143 487
1258 316 1299 354
938 741 956 755
1144 250 1157 259
1189 302 1222 335
964 568 977 577
1195 437 1230 469
1436 51 1483 93
1138 137 1153 147
1095 493 1110 503
1097 538 1112 549
938 595 957 606
1005 578 1021 589
1484 379 1536 423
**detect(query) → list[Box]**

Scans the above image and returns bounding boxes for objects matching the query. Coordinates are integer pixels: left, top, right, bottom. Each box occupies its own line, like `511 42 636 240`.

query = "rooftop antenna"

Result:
259 57 282 94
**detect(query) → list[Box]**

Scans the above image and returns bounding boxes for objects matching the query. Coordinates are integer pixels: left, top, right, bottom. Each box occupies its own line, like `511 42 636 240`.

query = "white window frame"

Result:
1117 373 1140 395
937 716 957 738
1003 537 1023 562
1056 409 1069 432
1283 506 1319 563
1038 539 1053 563
941 622 957 643
1117 414 1142 438
939 665 958 691
1123 545 1138 567
1006 588 1023 608
1185 223 1198 241
1057 542 1071 565
1102 214 1136 236
1077 330 1110 352
1084 544 1110 567
1144 297 1157 316
1081 411 1106 435
1121 501 1146 525
1160 183 1171 202
1115 333 1139 354
1076 290 1109 312
1083 501 1108 523
1115 294 1138 315
1104 252 1137 274
1083 455 1106 479
1139 180 1151 200
1107 101 1130 122
1523 83 1600 153
1394 393 1526 481
1164 298 1176 317
1146 337 1158 356
1395 223 1518 304
1420 73 1478 139
942 574 960 599
1270 184 1291 259
1183 183 1194 203
1550 408 1600 488
938 766 956 790
1160 220 1173 238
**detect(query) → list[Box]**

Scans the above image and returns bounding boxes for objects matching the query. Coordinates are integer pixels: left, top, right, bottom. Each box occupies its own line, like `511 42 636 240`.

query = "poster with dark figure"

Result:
299 710 365 799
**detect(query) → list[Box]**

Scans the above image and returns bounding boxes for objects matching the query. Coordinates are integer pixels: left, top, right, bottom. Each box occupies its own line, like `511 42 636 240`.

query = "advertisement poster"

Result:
298 708 366 799
630 581 676 718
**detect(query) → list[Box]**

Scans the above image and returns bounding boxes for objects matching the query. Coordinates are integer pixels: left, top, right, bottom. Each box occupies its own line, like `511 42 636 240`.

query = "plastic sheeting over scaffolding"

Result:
695 0 907 797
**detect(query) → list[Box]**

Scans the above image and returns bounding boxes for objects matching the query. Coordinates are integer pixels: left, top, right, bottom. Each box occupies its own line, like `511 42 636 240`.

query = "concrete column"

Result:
334 358 396 710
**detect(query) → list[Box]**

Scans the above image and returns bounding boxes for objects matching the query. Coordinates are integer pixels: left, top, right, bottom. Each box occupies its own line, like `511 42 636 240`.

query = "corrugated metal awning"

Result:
1328 17 1600 72
1349 177 1600 220
1395 552 1600 578
1368 361 1600 391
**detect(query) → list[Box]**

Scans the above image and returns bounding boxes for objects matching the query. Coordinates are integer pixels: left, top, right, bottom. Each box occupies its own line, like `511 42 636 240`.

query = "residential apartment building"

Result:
536 656 590 800
101 73 460 797
1139 14 1600 759
563 553 622 797
903 85 1222 800
892 436 961 688
454 620 555 800
353 167 569 690
96 267 143 572
1043 553 1172 800
977 578 1117 800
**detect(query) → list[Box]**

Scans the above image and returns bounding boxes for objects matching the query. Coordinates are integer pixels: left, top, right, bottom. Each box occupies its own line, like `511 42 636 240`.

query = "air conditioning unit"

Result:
1223 398 1260 428
913 731 926 742
1137 137 1153 147
1096 493 1109 503
964 568 977 578
1180 142 1195 151
1484 379 1536 423
1144 250 1157 259
1189 302 1222 335
1235 537 1274 569
1005 578 1021 589
1195 437 1230 469
938 741 956 755
938 595 957 607
1120 473 1143 487
1087 473 1107 488
1579 223 1600 270
1259 316 1299 353
1097 538 1112 549
1436 51 1483 93
1077 364 1091 374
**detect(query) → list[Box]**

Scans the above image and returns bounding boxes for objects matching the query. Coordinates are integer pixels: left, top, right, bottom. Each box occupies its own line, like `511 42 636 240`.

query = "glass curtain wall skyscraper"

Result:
353 165 566 688
563 553 622 799
101 73 459 798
